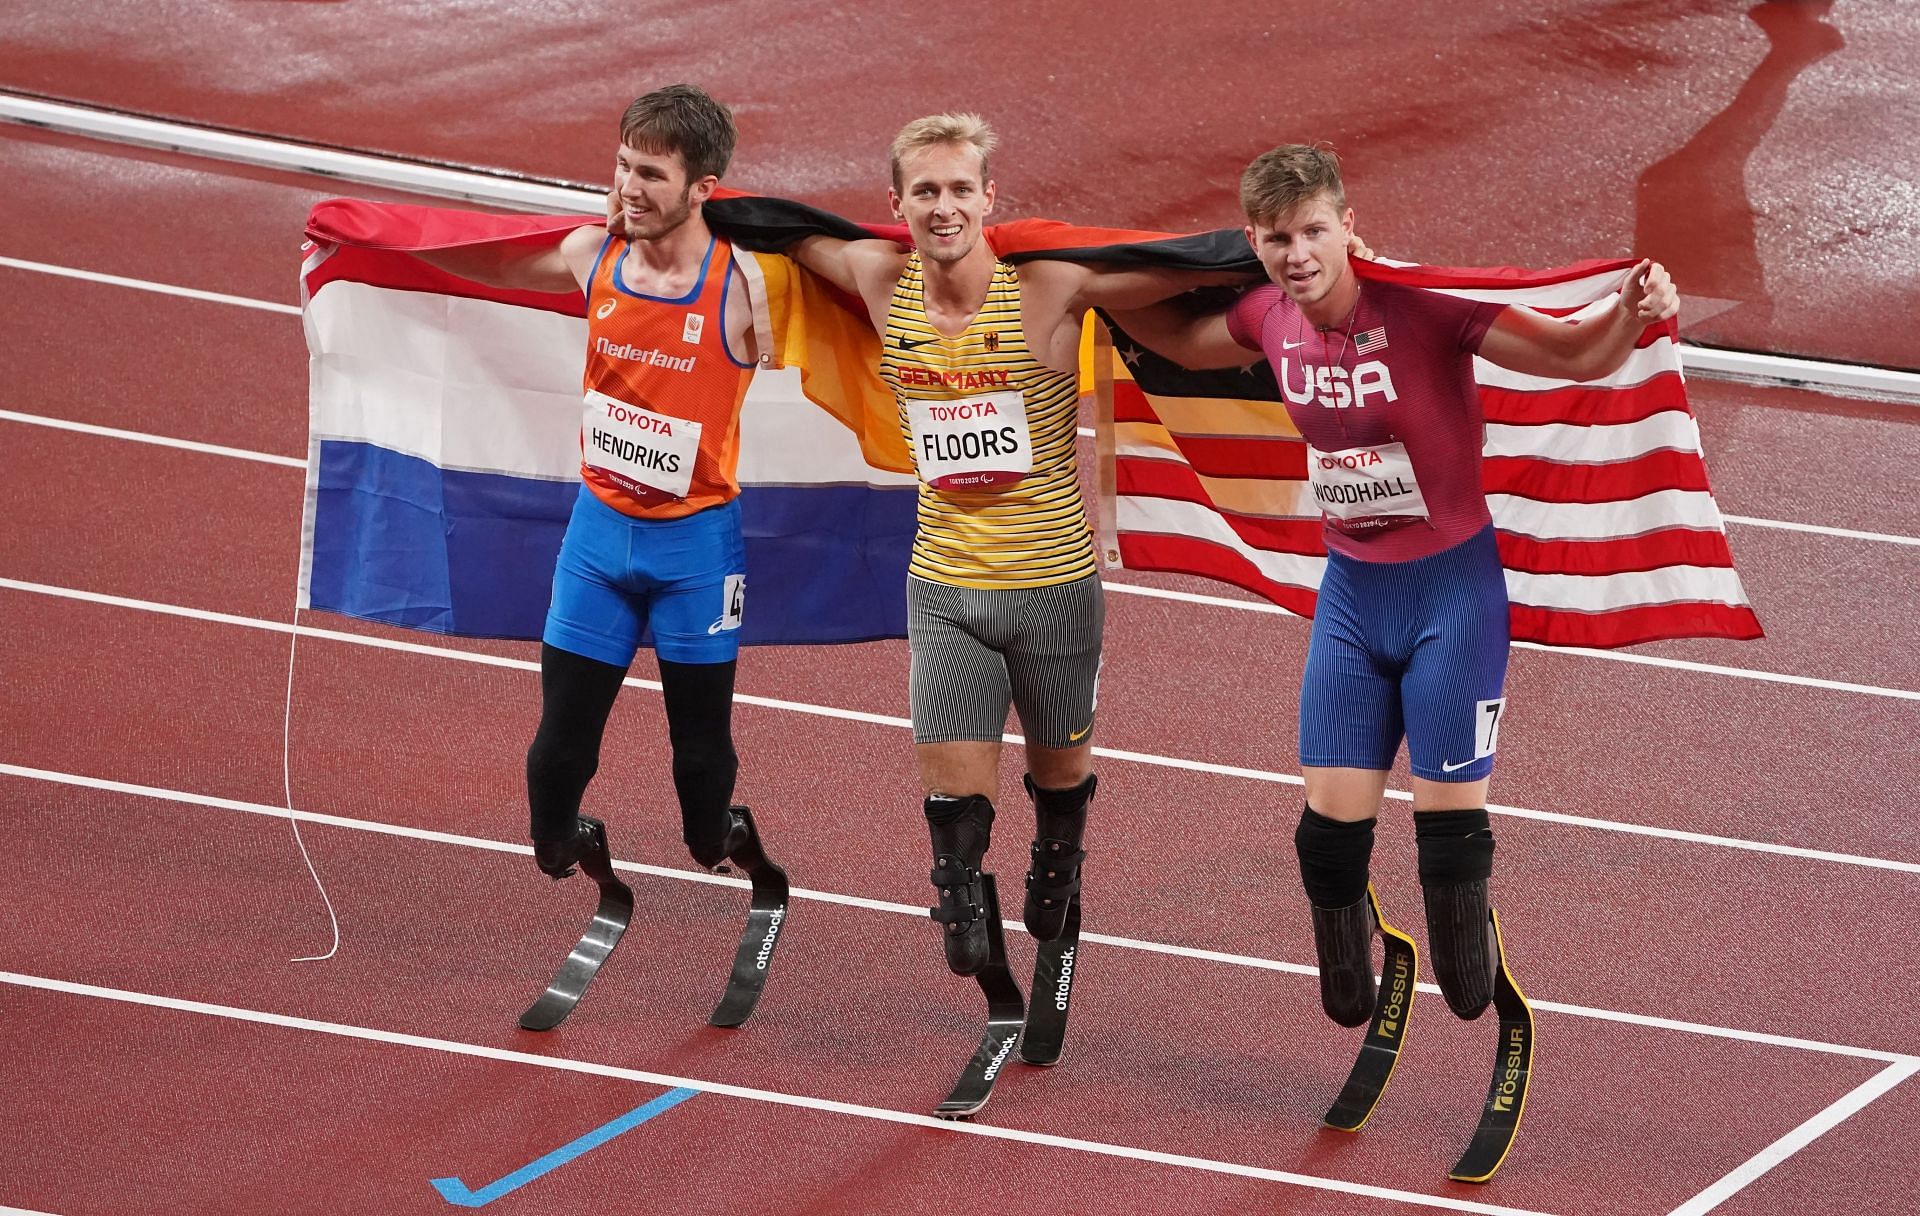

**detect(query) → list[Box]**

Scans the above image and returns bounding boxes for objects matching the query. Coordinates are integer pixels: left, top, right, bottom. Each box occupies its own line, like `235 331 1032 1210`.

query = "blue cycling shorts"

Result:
1298 525 1510 782
543 487 746 667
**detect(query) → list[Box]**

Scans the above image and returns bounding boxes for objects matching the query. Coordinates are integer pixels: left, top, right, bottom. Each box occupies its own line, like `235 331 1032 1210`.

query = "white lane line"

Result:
5 405 1919 700
0 970 1554 1216
4 761 1914 1066
5 577 1919 875
0 409 306 468
0 93 598 213
0 255 301 315
1663 1058 1919 1216
1720 514 1920 546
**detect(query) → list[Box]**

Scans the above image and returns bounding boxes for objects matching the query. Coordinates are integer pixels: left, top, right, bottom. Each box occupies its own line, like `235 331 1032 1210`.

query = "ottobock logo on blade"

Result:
1053 946 1075 1011
753 907 785 971
981 1034 1018 1081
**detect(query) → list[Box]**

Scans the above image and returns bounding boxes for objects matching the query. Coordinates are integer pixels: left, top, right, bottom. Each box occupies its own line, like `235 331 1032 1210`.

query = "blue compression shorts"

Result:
543 487 746 667
1298 525 1510 782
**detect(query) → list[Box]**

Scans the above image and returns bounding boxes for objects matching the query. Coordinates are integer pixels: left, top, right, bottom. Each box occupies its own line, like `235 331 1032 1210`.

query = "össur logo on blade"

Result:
907 389 1033 490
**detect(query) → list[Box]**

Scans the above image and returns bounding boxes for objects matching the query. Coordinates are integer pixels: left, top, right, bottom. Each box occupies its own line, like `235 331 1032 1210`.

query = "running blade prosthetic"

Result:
520 816 633 1031
1019 895 1081 1066
1323 884 1419 1132
1448 907 1534 1183
708 806 791 1028
936 875 1026 1118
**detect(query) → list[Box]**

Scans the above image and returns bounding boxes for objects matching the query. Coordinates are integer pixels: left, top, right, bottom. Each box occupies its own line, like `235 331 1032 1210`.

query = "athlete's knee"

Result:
1415 808 1497 1020
526 730 599 806
1294 804 1376 909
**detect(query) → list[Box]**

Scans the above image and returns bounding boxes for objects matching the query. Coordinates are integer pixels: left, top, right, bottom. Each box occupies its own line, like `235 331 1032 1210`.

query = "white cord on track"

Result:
281 602 339 962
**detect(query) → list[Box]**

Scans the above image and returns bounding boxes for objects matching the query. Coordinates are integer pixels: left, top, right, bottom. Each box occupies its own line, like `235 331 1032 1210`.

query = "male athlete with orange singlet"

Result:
408 86 785 977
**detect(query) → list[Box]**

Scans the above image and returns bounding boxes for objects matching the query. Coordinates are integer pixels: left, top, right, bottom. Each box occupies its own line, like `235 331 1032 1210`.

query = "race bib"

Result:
1306 440 1430 536
581 390 700 500
907 389 1032 490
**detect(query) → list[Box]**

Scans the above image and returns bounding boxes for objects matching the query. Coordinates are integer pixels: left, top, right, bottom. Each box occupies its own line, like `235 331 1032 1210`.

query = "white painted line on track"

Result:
8 90 1920 407
4 761 1915 1066
0 969 1554 1216
5 404 1919 697
0 409 306 468
0 93 598 213
1663 1058 1919 1216
1719 513 1920 546
0 255 300 315
6 577 1919 873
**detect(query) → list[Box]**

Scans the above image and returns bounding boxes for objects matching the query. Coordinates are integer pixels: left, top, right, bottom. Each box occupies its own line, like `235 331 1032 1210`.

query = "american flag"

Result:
1352 326 1388 356
1079 254 1763 650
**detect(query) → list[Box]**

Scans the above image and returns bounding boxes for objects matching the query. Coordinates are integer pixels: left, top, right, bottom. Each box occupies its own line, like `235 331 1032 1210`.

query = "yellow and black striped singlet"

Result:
880 254 1096 589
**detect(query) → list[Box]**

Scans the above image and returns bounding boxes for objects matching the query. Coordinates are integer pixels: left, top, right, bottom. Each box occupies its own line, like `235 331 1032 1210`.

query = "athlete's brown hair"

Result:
890 113 997 191
619 84 736 181
1240 143 1347 227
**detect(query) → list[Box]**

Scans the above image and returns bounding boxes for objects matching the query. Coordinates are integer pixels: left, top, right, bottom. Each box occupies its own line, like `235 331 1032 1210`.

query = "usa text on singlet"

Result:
880 254 1095 590
579 233 756 520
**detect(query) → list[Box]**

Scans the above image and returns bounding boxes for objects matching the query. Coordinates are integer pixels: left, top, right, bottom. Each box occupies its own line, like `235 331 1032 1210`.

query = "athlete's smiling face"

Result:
613 143 713 241
1246 192 1356 314
891 142 996 266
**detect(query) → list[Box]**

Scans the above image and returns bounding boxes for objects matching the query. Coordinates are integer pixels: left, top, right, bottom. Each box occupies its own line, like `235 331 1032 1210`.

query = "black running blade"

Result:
708 844 790 1029
1324 885 1419 1132
519 872 635 1031
1449 907 1534 1182
1020 896 1081 1066
936 875 1026 1119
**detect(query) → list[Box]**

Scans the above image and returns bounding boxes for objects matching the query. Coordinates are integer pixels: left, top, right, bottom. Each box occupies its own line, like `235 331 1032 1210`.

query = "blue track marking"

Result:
430 1086 699 1207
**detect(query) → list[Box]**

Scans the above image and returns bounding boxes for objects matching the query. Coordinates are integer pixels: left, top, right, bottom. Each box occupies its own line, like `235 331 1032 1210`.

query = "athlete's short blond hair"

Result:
1240 143 1347 227
890 113 997 191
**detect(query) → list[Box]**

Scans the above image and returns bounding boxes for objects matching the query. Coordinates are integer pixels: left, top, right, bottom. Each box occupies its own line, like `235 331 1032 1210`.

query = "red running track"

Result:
3 77 1919 1216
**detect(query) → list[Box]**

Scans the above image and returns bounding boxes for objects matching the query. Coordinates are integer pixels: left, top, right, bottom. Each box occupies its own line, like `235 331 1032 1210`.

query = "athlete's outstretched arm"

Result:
1105 297 1256 370
789 235 909 330
1477 259 1679 381
408 224 605 294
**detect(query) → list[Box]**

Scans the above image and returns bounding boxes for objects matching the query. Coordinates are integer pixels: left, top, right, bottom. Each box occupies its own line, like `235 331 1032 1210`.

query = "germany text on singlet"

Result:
880 254 1096 589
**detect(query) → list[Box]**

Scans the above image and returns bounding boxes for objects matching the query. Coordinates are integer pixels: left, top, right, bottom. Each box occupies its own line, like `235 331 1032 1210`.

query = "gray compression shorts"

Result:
906 573 1105 748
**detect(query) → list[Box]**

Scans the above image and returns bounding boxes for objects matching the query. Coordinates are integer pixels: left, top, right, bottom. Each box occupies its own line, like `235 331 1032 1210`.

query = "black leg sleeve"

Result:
526 643 630 843
659 657 739 863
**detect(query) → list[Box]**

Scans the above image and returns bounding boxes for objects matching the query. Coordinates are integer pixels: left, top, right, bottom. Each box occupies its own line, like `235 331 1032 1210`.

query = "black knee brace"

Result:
1294 805 1376 909
1415 809 1497 1020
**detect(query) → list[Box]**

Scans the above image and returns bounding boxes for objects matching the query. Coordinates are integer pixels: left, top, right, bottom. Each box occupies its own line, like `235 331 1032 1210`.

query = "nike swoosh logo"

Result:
1068 722 1093 742
897 335 935 350
1440 758 1481 773
1281 338 1304 349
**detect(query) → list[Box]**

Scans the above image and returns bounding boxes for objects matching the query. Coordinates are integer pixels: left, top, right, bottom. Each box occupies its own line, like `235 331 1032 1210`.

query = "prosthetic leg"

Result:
520 815 634 1031
1019 774 1093 1066
707 805 791 1028
925 794 1025 1117
1416 810 1534 1182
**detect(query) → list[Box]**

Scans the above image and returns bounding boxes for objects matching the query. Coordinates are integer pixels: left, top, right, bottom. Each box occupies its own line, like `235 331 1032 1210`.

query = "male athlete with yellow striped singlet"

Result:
787 115 1253 989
